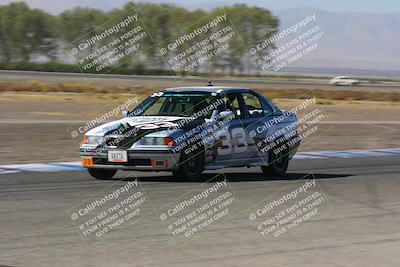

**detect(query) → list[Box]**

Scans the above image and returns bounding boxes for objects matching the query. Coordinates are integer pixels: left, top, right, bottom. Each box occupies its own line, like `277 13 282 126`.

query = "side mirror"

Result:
121 110 129 118
218 110 234 120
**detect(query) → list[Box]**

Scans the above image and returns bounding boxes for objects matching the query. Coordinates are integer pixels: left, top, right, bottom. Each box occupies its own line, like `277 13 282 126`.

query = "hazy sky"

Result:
0 0 399 14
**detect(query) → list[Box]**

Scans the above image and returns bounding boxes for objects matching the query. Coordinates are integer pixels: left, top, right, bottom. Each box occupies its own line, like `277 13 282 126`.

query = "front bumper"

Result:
80 147 180 171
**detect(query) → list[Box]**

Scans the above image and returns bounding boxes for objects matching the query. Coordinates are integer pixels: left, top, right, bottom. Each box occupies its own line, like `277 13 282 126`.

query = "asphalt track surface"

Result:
1 70 400 92
1 156 399 267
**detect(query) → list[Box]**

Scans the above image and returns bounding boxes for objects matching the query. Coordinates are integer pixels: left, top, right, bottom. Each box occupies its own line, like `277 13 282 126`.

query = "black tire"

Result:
261 145 289 177
173 148 205 181
88 168 117 180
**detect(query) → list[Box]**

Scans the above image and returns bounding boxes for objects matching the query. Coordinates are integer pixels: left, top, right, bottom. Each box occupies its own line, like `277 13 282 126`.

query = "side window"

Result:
224 93 242 118
263 100 274 116
242 93 264 118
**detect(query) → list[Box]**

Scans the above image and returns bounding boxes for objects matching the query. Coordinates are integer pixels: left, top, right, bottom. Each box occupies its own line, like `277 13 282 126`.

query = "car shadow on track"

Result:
218 172 352 182
119 172 352 183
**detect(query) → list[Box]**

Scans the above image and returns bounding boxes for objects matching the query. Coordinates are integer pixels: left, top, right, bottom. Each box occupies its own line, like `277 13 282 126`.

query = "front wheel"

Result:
88 168 117 180
173 149 204 181
261 147 289 177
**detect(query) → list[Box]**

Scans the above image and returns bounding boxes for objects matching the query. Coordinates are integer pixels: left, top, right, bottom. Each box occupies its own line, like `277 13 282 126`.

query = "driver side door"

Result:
213 93 253 166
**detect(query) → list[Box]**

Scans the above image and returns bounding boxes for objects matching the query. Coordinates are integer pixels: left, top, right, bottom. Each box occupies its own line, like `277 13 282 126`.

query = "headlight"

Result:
82 135 104 145
141 137 175 147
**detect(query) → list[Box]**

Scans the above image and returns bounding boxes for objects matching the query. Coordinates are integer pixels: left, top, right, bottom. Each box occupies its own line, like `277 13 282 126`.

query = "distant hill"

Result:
273 7 400 74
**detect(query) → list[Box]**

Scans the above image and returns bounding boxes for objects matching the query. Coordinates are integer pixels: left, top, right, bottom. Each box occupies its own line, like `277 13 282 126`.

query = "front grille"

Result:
93 158 151 166
105 137 117 146
132 159 151 166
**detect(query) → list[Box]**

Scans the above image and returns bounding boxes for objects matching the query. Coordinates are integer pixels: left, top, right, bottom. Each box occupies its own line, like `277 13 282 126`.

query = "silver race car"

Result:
80 86 300 180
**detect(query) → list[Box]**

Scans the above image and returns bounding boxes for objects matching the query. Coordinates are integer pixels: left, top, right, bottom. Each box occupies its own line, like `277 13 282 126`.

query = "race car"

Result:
80 86 300 180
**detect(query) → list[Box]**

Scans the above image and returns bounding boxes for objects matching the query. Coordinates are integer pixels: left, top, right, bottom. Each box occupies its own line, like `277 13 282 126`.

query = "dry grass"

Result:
261 88 400 102
1 80 400 102
0 80 156 95
315 98 333 105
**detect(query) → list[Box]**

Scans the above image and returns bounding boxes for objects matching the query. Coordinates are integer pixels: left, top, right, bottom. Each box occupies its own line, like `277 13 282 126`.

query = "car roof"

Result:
162 86 251 93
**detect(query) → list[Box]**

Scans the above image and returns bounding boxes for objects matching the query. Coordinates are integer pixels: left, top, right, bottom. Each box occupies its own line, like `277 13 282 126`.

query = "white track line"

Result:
0 148 399 175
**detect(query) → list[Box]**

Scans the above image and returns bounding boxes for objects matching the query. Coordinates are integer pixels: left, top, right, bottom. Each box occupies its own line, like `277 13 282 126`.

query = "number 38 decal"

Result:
217 127 248 155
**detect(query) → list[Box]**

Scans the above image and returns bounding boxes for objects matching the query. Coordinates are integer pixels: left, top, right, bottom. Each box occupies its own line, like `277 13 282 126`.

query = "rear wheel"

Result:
173 149 204 181
261 146 289 177
88 168 117 180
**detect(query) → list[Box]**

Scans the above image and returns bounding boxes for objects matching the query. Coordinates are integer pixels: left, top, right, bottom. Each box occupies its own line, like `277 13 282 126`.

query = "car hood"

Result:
85 116 187 136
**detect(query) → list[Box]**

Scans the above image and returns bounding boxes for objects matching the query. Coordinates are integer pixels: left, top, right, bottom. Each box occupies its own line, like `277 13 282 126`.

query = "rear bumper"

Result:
80 148 180 171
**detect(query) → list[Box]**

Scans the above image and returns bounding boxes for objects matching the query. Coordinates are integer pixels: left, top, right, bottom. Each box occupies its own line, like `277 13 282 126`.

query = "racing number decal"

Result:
150 92 164 97
217 127 248 155
218 133 231 155
81 158 93 167
232 127 248 153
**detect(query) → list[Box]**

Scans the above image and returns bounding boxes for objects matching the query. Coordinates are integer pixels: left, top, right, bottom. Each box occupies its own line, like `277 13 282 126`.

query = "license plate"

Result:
108 150 128 163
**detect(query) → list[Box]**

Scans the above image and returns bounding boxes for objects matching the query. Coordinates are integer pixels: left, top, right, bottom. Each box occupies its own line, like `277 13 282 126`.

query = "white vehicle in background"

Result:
329 76 360 86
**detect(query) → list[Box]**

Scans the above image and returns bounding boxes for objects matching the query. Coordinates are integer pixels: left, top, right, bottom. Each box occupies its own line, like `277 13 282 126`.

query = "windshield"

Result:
135 92 217 117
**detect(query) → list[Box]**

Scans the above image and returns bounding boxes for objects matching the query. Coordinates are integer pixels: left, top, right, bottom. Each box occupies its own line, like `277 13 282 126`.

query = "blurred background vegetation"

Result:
0 1 278 75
